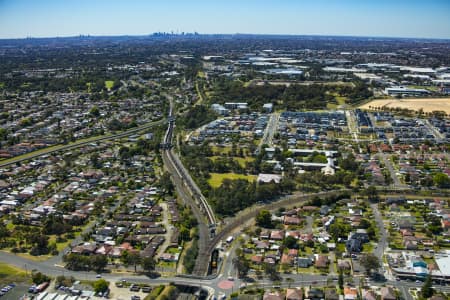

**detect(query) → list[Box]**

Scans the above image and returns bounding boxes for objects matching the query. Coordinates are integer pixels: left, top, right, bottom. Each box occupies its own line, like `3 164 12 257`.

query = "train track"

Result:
162 103 216 227
162 101 216 275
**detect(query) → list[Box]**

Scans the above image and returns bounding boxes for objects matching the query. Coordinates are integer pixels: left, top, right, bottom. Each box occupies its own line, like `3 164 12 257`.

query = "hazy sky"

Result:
1 0 449 39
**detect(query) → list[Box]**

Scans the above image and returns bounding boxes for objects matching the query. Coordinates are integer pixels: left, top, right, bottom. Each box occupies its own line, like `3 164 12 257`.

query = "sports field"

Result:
359 98 450 114
208 173 256 188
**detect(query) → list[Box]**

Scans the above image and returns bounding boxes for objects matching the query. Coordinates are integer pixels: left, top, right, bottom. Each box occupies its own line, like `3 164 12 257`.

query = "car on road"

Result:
227 276 234 281
96 274 102 278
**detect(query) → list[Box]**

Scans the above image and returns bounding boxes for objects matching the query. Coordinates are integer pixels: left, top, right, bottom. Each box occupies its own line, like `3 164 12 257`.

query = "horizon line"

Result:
1 32 450 42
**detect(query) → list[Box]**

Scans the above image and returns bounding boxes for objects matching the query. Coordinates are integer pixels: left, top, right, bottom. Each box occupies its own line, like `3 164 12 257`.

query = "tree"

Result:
359 253 380 275
30 234 49 255
158 172 174 195
90 255 108 272
89 106 100 118
421 274 433 298
328 221 350 242
90 153 101 168
359 219 371 229
433 173 450 188
364 186 379 202
0 223 9 242
121 251 141 272
283 235 298 249
232 254 250 278
93 279 109 294
256 210 272 228
32 271 50 284
0 128 7 140
263 262 280 281
338 269 344 290
141 257 156 273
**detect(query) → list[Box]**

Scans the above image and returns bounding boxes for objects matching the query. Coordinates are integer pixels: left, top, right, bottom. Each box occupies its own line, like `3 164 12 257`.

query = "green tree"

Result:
256 210 272 228
283 235 298 249
421 274 433 298
90 153 101 168
329 221 350 242
158 172 174 195
121 251 141 273
0 128 7 140
141 257 156 273
232 254 250 278
338 269 344 290
89 106 100 118
364 186 379 202
359 253 380 275
433 173 450 188
93 279 109 294
90 255 108 272
31 271 50 284
0 223 9 242
263 262 280 281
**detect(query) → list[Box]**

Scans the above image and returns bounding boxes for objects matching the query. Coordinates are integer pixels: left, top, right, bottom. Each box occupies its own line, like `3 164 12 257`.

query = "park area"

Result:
359 98 450 114
208 173 256 188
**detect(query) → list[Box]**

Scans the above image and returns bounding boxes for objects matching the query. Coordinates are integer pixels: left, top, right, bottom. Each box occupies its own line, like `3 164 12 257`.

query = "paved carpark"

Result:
0 283 31 300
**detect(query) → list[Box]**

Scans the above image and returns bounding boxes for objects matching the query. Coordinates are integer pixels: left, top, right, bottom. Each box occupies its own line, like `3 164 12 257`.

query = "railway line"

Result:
161 100 216 275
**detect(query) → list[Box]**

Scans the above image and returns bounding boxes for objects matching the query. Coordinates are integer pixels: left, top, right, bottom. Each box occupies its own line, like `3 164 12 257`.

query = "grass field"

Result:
86 82 92 93
209 156 254 168
211 146 231 155
359 98 450 114
197 71 206 78
0 262 28 285
208 173 256 188
105 80 114 90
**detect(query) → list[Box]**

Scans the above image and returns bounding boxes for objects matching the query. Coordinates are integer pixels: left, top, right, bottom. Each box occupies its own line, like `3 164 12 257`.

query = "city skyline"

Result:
0 0 450 39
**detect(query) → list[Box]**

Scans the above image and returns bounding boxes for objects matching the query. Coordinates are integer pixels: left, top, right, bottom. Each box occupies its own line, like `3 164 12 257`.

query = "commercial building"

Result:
384 86 430 97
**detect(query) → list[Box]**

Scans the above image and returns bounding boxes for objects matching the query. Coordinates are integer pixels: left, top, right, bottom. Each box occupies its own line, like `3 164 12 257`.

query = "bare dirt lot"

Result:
359 98 450 114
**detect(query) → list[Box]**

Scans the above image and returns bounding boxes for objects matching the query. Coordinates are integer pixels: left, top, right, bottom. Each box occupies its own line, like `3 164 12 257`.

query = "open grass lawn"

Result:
208 173 256 188
0 262 29 285
48 232 80 252
105 80 114 90
326 103 338 110
166 246 181 254
209 156 255 168
157 261 176 269
336 243 346 253
211 146 232 155
363 243 374 253
86 82 92 93
197 71 206 78
335 96 347 105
